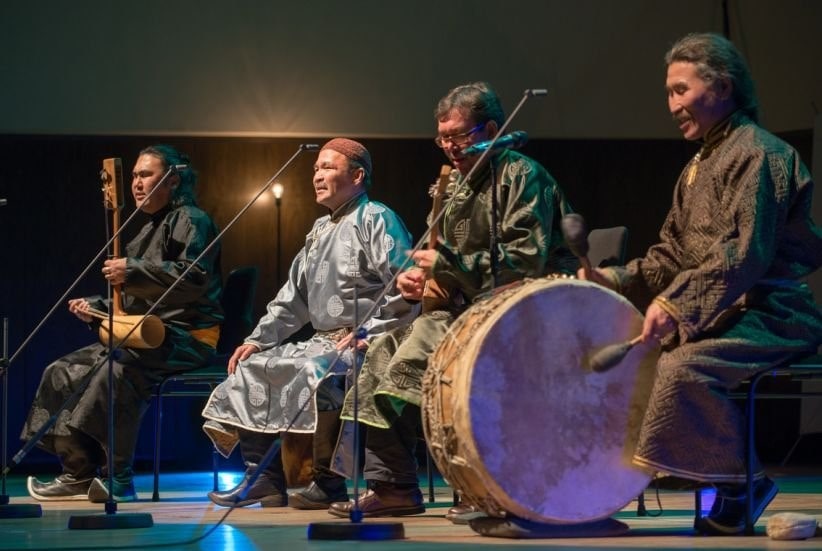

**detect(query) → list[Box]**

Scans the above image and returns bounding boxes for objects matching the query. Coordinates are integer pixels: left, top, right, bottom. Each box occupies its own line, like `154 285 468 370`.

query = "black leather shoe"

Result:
289 480 349 510
27 475 93 501
88 477 138 503
696 477 778 536
208 474 287 508
328 486 424 518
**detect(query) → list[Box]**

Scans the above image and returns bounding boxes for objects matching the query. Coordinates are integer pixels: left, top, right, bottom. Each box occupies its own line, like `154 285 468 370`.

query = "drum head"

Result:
457 279 657 523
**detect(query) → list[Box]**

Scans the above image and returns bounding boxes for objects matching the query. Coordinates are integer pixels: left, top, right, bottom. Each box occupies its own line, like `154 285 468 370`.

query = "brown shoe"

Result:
328 486 425 518
445 503 484 524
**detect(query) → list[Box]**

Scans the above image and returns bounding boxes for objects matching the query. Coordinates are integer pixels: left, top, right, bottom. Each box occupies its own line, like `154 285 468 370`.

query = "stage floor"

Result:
1 470 821 550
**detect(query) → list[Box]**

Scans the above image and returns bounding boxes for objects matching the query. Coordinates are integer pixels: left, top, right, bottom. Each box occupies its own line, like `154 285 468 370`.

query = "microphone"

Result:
461 131 528 157
172 164 188 171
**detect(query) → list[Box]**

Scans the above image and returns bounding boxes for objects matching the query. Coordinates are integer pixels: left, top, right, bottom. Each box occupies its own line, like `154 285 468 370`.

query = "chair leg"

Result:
425 447 435 503
744 372 765 535
212 447 219 491
693 488 702 529
636 491 647 516
152 387 164 502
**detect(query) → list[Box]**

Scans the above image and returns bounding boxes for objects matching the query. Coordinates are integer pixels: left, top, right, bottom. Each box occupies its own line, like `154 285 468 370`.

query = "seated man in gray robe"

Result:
202 138 416 509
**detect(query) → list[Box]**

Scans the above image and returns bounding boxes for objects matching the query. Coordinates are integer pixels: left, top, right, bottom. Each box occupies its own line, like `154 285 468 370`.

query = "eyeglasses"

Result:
434 123 484 148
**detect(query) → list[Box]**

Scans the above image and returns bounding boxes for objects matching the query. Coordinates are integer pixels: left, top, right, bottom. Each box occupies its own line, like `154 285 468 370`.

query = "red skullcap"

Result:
320 138 372 176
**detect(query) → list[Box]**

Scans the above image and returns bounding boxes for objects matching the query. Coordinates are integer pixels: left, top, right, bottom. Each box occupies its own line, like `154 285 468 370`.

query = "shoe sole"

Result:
207 492 286 508
27 476 90 502
447 512 486 525
328 505 425 518
87 478 138 503
288 493 349 510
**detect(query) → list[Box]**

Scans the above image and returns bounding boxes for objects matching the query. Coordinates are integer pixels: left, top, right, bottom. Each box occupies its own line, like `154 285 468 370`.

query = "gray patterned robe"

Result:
201 194 415 453
611 112 822 483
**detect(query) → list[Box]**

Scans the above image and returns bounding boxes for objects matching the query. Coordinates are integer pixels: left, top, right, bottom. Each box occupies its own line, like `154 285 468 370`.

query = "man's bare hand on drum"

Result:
641 302 677 344
227 343 260 375
397 268 426 301
68 298 93 323
576 266 617 290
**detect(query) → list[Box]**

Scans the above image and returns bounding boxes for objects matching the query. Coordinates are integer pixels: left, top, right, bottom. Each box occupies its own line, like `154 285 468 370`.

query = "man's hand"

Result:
103 257 128 286
68 298 93 323
640 301 677 344
336 332 370 351
576 266 616 291
227 343 260 375
397 268 426 301
410 249 438 276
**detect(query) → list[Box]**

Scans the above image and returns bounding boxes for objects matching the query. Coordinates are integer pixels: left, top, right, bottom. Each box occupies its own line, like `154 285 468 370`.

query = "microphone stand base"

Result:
307 520 404 541
0 502 42 519
68 512 153 530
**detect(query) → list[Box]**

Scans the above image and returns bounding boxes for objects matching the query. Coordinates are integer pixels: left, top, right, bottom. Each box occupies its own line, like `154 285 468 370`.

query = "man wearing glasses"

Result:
330 82 576 518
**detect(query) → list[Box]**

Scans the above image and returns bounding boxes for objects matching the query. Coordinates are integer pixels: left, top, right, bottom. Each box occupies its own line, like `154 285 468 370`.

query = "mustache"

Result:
672 112 690 124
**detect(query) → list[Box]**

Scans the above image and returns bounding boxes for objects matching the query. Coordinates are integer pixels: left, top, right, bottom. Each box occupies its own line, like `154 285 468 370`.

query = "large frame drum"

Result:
422 278 659 524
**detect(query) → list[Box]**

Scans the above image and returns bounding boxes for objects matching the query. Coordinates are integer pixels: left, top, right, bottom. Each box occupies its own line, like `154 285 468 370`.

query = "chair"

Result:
151 266 259 501
694 353 822 534
587 226 629 268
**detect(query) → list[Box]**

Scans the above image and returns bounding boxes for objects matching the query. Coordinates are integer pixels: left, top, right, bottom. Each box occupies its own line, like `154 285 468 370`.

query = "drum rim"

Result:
426 277 656 523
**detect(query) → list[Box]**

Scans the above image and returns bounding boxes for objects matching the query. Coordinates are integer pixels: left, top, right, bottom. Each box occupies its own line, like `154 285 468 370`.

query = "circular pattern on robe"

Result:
506 158 533 178
248 382 266 407
298 387 311 410
327 295 344 317
339 221 353 243
279 384 295 408
366 203 386 215
212 382 229 400
383 233 395 252
55 410 73 436
453 218 470 247
303 342 325 358
28 408 50 432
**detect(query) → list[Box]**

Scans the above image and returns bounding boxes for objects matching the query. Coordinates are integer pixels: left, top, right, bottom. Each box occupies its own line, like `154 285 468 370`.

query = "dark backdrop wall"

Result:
0 132 815 472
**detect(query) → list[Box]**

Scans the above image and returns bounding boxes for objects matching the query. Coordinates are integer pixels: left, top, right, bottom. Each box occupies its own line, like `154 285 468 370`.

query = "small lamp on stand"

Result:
272 182 284 289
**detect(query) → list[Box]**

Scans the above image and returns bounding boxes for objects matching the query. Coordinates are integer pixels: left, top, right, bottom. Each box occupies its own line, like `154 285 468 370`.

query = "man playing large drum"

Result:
581 33 822 535
329 82 577 518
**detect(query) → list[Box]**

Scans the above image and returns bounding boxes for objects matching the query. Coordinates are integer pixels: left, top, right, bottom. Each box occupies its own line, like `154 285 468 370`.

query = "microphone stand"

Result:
488 157 500 288
306 88 548 541
0 318 42 519
1 165 177 477
65 144 317 531
307 288 405 541
477 89 546 289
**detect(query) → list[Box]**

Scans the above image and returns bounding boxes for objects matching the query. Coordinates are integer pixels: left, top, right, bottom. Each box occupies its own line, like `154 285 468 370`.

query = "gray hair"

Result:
139 144 197 207
665 33 759 122
434 81 505 126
